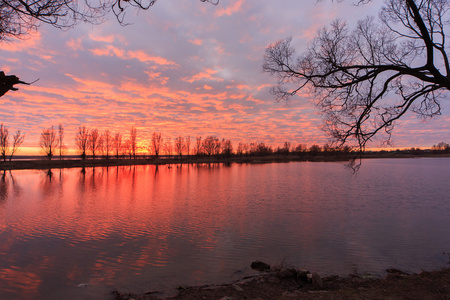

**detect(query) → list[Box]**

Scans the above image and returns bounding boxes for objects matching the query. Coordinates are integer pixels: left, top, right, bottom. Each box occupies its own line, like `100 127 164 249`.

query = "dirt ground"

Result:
113 267 450 300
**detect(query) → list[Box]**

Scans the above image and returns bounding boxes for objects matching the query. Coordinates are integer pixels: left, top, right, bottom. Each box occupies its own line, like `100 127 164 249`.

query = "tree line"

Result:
4 123 449 162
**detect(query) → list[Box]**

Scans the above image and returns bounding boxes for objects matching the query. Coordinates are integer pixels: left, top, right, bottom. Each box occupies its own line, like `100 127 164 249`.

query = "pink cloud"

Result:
182 69 224 83
127 50 177 66
89 46 177 66
215 0 244 17
188 39 203 46
1 32 42 52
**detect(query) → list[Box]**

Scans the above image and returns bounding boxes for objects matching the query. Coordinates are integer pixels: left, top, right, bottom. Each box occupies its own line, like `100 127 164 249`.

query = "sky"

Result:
1 0 450 155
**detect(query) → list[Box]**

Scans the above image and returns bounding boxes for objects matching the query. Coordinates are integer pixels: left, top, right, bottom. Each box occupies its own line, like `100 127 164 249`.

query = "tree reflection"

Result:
0 170 21 203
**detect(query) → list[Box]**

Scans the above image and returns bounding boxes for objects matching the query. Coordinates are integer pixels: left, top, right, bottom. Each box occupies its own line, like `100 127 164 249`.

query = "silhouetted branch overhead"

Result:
0 0 218 97
263 0 450 149
0 71 37 97
0 0 219 41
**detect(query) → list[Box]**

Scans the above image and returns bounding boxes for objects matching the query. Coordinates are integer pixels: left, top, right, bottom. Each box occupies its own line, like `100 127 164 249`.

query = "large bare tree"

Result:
263 0 450 149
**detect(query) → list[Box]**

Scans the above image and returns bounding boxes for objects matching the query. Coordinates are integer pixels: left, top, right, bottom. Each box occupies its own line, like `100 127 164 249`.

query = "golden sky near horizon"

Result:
1 0 450 155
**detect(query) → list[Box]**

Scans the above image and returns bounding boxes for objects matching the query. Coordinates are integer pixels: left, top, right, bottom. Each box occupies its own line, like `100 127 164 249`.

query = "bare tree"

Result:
175 135 184 159
98 134 104 157
236 142 247 156
202 136 216 156
185 136 191 157
283 142 291 153
263 0 450 150
151 132 162 158
58 123 65 160
40 126 57 159
0 124 24 161
213 138 221 157
0 123 9 161
130 126 137 159
163 138 173 158
75 125 89 160
113 132 122 159
222 139 233 157
195 136 202 156
9 130 24 161
103 130 112 159
88 128 100 159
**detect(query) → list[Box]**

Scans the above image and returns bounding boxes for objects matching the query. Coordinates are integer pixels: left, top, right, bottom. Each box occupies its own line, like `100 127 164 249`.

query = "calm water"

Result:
0 158 449 299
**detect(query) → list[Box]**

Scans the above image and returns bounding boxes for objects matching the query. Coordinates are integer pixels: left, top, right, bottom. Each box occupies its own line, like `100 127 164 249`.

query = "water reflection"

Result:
0 159 449 299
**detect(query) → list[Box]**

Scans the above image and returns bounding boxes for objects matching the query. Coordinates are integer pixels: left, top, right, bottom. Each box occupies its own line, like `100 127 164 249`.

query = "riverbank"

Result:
2 152 450 171
113 265 450 300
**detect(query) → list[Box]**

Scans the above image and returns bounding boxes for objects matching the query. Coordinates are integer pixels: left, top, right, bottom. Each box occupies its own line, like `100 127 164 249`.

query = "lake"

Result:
0 158 449 299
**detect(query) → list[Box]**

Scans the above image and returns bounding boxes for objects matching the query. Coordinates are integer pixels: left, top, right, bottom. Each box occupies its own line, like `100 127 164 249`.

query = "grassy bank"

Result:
2 152 449 171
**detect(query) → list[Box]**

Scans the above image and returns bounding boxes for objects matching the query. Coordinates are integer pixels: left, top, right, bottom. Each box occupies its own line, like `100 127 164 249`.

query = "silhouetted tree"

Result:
103 130 112 159
294 144 306 154
185 136 191 157
431 142 450 153
113 132 122 159
236 142 247 156
130 126 137 159
309 144 322 156
0 124 25 162
164 139 173 158
213 138 221 157
195 136 202 156
88 128 100 158
0 123 9 161
283 142 291 153
57 123 65 160
151 132 162 158
75 125 89 160
40 126 57 159
9 130 24 161
175 136 184 159
222 139 233 158
263 0 450 150
202 136 216 156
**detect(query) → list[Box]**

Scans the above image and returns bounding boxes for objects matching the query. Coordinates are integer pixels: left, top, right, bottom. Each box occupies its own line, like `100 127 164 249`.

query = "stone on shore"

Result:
251 260 271 272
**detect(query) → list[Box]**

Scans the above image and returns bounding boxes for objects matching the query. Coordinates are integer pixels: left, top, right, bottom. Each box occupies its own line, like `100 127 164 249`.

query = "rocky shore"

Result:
113 261 450 300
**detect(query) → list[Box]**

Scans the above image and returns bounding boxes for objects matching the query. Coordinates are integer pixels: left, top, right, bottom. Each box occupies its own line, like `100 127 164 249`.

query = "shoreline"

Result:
113 265 450 299
2 152 450 171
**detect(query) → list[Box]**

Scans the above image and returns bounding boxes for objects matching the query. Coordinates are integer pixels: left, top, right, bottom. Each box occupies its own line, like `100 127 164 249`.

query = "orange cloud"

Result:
128 50 177 66
66 38 83 51
189 39 203 46
1 32 42 52
88 33 116 43
90 46 177 66
182 69 224 83
215 0 244 17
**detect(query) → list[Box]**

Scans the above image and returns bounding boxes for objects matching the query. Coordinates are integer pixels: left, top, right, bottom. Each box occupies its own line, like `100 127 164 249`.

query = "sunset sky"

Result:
2 0 450 155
